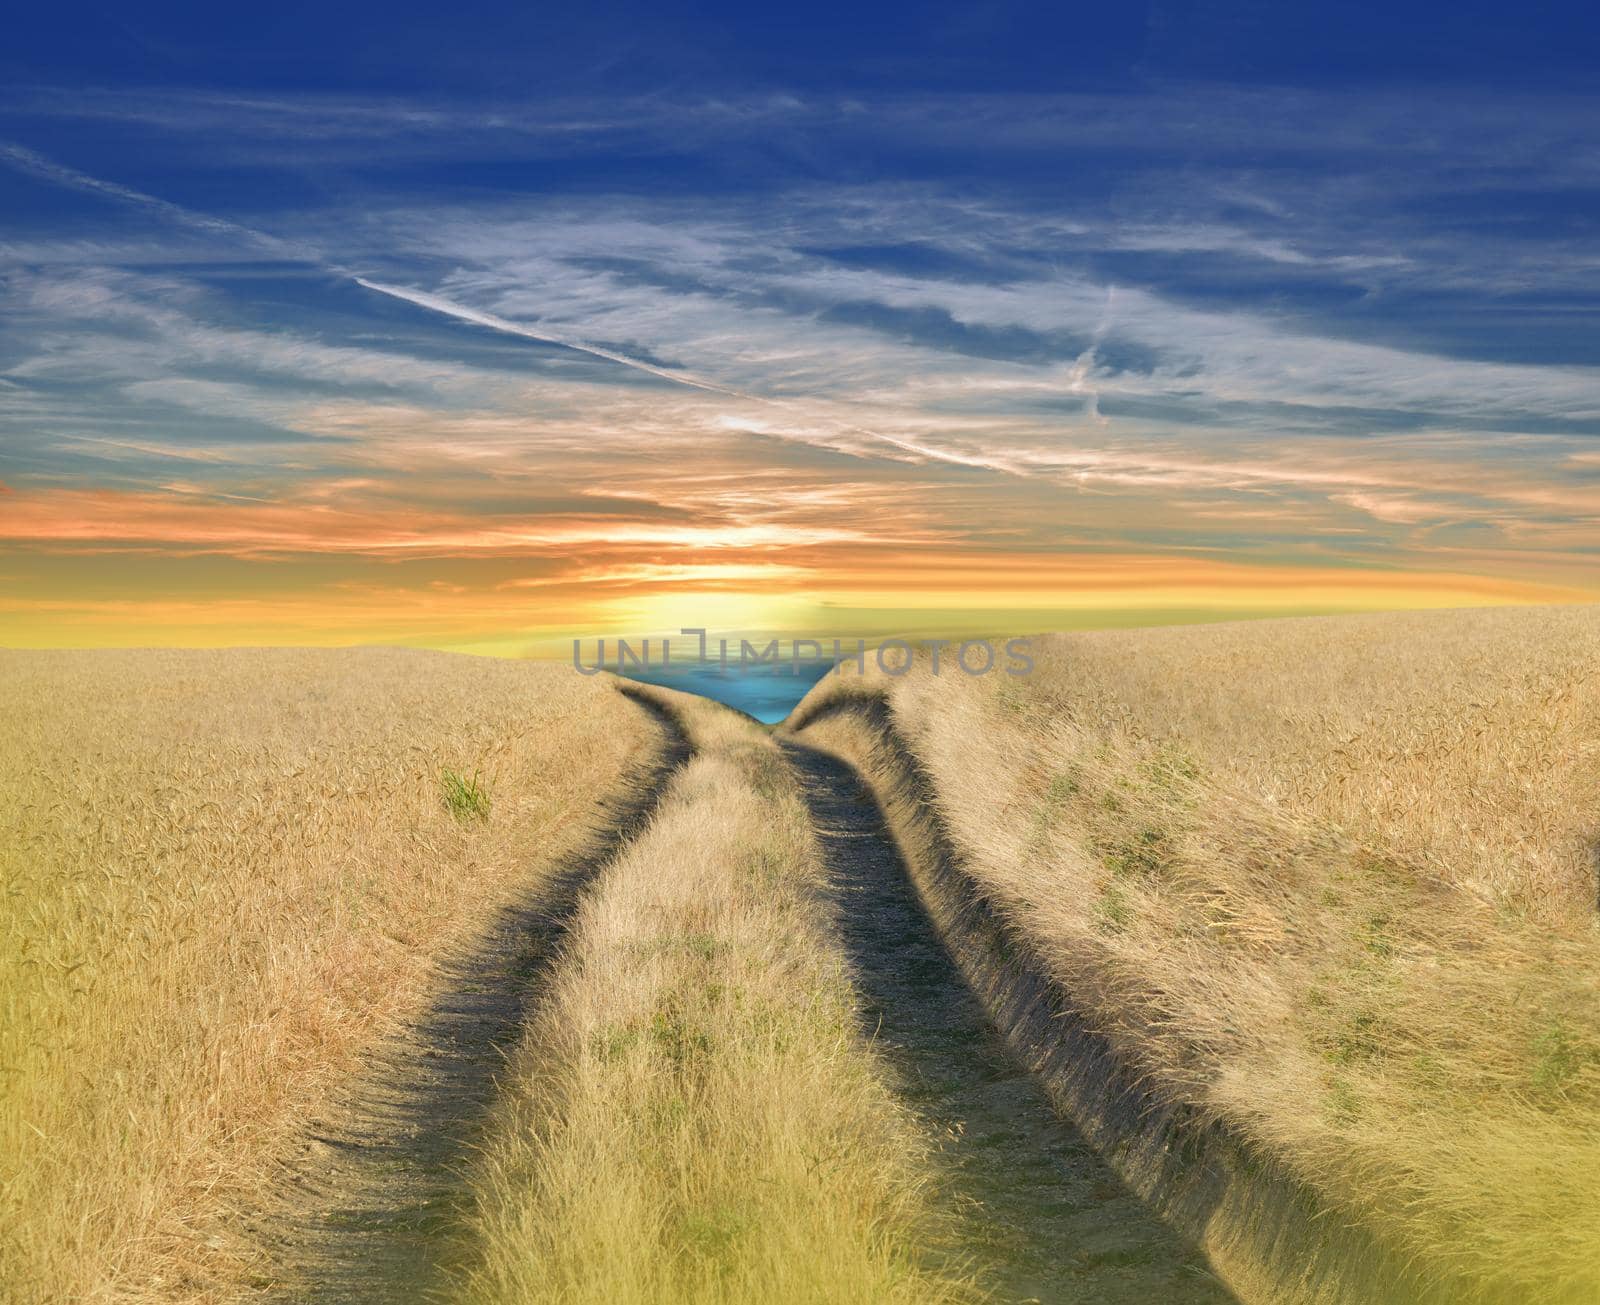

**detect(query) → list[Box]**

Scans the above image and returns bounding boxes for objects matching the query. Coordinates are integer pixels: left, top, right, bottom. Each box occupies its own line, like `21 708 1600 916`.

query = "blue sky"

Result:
2 3 1598 649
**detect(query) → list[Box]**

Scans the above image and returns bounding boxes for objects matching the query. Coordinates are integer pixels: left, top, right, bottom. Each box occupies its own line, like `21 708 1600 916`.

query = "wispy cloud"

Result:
3 89 1598 647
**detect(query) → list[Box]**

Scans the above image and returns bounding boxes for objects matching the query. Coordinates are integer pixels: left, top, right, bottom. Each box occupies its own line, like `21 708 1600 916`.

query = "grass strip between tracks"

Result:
456 688 973 1305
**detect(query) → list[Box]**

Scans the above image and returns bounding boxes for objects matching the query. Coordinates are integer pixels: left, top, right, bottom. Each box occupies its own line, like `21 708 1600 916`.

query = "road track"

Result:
783 738 1236 1305
265 690 1236 1303
265 689 691 1302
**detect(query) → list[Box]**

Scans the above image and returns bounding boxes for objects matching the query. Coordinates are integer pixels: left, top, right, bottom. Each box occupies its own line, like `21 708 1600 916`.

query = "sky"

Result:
2 1 1598 656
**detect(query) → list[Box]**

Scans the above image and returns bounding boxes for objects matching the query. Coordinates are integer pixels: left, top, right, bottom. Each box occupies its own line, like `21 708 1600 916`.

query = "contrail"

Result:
353 277 751 400
0 142 300 258
355 278 1024 475
1 138 772 401
2 140 1024 476
2 137 756 399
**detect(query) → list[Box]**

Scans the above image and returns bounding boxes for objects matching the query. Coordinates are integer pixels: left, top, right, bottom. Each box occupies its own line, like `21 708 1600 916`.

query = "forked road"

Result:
781 739 1237 1305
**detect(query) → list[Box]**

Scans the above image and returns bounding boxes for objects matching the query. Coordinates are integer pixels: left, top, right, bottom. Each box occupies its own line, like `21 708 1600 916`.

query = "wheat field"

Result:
794 605 1600 1302
9 611 1596 1303
1017 604 1600 920
0 649 653 1301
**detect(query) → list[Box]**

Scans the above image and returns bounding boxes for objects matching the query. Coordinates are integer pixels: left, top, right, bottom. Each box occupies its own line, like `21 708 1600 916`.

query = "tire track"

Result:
264 687 691 1302
782 739 1235 1305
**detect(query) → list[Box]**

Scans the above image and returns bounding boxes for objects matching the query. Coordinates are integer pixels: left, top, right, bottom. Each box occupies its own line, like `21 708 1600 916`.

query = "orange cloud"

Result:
3 416 1597 654
0 487 869 558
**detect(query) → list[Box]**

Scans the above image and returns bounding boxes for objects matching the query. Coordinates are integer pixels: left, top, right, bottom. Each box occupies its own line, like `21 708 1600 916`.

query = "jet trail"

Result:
355 279 1024 475
352 277 751 400
0 142 302 258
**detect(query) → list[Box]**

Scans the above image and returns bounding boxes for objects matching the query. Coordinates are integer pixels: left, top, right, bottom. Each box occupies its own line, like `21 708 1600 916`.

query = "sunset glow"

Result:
3 22 1598 652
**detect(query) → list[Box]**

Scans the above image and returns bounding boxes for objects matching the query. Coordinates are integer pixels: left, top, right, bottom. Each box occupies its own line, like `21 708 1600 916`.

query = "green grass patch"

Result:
441 767 491 822
1532 1020 1591 1097
1094 881 1131 933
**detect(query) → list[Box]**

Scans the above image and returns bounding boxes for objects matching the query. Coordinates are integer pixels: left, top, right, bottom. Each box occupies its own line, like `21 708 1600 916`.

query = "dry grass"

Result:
793 606 1600 1302
457 688 973 1305
0 648 654 1302
1018 604 1600 920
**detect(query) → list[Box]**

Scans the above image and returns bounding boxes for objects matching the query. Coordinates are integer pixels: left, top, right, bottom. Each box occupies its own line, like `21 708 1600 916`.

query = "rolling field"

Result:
7 610 1594 1304
788 604 1600 1303
0 649 656 1300
3 653 1226 1304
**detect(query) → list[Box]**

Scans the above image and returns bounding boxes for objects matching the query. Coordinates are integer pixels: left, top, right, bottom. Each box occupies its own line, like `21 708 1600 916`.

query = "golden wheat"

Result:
792 605 1600 1302
0 648 653 1302
1018 604 1600 919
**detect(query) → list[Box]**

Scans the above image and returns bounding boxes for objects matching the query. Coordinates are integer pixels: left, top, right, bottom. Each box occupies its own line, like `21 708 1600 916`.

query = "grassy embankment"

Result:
0 648 659 1301
789 605 1600 1303
456 685 973 1305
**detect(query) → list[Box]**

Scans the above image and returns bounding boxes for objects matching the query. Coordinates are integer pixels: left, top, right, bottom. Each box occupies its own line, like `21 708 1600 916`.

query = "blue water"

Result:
617 659 834 724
